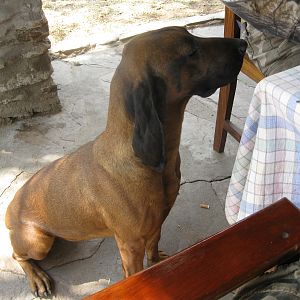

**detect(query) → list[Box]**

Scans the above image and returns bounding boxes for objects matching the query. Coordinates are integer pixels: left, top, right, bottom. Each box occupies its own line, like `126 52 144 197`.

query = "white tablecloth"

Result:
226 65 300 224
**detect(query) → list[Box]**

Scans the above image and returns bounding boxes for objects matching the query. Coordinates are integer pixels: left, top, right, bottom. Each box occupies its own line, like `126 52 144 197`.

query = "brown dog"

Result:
5 26 246 297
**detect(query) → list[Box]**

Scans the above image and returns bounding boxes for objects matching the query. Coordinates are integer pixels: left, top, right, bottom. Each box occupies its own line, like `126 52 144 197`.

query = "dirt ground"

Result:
43 0 224 45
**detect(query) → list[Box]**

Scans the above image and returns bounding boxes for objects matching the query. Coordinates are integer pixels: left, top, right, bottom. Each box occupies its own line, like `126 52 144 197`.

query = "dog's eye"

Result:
188 48 198 57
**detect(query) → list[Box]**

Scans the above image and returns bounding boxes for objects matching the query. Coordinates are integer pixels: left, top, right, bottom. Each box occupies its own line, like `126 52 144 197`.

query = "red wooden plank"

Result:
85 199 300 300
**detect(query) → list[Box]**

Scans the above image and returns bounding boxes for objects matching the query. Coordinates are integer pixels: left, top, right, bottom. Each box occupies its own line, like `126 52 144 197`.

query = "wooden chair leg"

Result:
213 80 237 152
213 6 241 153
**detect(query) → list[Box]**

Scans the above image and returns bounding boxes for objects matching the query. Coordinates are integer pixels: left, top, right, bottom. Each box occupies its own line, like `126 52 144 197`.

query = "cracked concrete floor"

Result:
0 25 255 299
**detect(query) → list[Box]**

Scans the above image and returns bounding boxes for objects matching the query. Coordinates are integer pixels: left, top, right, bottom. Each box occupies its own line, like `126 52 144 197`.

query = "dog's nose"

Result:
238 39 247 55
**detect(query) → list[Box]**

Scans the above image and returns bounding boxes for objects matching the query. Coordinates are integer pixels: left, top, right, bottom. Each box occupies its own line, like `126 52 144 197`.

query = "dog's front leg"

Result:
115 236 145 277
146 230 168 267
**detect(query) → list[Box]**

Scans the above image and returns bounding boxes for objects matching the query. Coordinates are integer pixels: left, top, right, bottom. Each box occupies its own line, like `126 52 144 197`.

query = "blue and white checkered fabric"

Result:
226 65 300 224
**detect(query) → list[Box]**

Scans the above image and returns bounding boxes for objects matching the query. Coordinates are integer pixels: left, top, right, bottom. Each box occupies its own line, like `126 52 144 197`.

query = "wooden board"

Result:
85 199 300 300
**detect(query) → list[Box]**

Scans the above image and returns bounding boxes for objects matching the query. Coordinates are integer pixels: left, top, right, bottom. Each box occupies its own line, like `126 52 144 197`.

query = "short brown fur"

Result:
5 26 246 297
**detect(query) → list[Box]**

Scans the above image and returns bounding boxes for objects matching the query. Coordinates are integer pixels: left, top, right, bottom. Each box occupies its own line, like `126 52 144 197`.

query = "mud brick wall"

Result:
0 0 61 125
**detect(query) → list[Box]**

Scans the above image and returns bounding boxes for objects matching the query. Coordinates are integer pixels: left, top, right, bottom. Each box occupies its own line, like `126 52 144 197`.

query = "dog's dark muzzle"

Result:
191 37 247 97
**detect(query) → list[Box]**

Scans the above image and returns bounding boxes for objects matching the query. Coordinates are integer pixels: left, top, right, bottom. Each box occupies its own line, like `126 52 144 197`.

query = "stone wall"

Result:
0 0 61 125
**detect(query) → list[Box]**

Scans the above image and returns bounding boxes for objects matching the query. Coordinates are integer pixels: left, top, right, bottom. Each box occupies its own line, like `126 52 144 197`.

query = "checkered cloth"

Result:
226 65 300 224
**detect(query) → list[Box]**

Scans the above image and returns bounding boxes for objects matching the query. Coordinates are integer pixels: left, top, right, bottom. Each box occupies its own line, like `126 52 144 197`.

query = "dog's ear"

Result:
125 74 166 172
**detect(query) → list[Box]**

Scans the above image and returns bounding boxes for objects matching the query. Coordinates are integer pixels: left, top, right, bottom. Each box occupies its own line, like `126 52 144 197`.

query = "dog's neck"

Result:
162 100 187 173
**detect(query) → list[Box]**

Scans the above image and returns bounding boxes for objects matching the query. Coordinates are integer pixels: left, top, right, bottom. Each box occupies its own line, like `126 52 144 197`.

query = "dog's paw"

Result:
27 264 53 298
147 250 169 267
158 250 169 261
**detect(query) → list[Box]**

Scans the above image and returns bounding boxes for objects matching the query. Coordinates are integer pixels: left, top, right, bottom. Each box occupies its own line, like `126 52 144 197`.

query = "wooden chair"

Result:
213 7 265 153
85 198 300 300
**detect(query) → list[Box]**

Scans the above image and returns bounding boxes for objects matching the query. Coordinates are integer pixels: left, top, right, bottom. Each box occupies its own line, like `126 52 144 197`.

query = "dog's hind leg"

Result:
8 224 54 298
115 236 145 277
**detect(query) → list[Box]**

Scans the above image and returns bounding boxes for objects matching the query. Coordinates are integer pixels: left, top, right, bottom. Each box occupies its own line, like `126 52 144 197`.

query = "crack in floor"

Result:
45 239 105 271
180 175 231 186
74 62 116 69
210 182 218 197
0 239 106 278
0 268 25 276
210 182 226 209
185 110 200 119
0 171 24 200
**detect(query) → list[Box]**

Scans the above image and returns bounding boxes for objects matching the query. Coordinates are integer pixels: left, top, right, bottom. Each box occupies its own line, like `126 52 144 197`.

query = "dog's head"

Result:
117 26 246 171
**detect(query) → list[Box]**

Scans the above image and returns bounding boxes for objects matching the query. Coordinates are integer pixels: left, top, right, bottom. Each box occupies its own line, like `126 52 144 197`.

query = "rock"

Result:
0 0 61 125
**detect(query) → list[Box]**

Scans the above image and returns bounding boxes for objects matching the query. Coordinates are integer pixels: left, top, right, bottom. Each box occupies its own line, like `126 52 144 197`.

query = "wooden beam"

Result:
223 120 242 142
242 56 264 83
85 199 300 300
